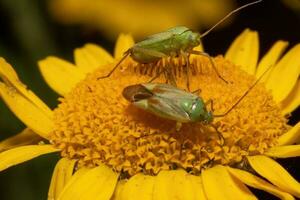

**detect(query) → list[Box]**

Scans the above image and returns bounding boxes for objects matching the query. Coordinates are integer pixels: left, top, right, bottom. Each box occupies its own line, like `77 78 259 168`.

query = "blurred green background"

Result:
0 0 299 199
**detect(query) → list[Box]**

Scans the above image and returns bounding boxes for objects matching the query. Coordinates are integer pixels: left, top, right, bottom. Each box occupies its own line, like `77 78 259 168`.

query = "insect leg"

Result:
189 50 228 84
214 65 275 118
182 52 191 91
209 124 224 146
163 69 169 84
166 56 177 86
205 99 224 144
97 50 131 80
205 99 214 112
202 157 215 170
191 88 201 95
147 66 167 83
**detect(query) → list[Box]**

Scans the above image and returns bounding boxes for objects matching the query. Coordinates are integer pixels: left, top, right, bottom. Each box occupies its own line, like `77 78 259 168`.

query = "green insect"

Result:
122 83 214 124
122 64 272 140
98 0 262 89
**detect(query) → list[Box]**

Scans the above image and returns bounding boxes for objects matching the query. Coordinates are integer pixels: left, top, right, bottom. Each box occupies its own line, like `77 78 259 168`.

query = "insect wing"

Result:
145 26 189 40
164 26 189 34
135 31 174 47
146 95 191 122
144 83 196 101
140 83 197 122
136 26 189 47
132 31 176 63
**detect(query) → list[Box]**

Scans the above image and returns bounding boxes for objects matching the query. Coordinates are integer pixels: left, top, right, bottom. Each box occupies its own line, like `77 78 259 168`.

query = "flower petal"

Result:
194 44 204 52
277 122 300 146
0 128 42 152
265 145 300 158
48 158 77 200
0 145 59 172
184 172 207 200
225 29 259 75
190 44 205 60
247 155 300 198
265 44 300 102
0 58 52 117
201 165 256 200
114 33 135 59
111 180 126 200
74 43 113 74
0 83 53 138
58 164 119 200
281 79 300 114
119 173 154 200
152 169 204 200
256 40 289 80
0 57 18 80
228 167 295 200
38 57 85 96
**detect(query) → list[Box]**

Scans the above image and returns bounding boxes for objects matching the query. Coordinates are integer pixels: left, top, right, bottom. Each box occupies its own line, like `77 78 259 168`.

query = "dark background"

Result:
0 0 299 199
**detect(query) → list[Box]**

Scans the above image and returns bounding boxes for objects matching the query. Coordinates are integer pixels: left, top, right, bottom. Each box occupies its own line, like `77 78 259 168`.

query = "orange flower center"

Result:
50 55 289 176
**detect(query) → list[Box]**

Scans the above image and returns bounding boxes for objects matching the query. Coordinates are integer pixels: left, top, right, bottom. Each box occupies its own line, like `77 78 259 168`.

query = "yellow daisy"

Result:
282 0 300 12
0 29 300 200
48 0 234 39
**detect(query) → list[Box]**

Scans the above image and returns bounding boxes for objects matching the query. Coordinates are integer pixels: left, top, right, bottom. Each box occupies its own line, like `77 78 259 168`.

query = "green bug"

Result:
122 64 272 139
98 0 262 89
123 83 214 124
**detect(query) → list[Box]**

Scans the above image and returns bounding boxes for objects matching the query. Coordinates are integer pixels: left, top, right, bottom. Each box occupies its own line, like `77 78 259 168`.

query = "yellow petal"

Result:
0 145 59 171
281 79 300 114
194 43 204 52
152 169 203 200
184 172 207 200
74 43 113 74
265 44 300 102
0 57 19 80
114 33 135 59
256 40 289 80
201 165 256 200
265 145 300 158
247 155 300 198
228 167 294 200
225 29 259 75
57 167 90 198
48 158 77 200
277 122 300 146
111 180 127 200
0 128 42 152
38 57 85 96
155 170 200 200
0 58 52 117
0 83 53 138
190 44 205 60
58 164 119 200
119 173 154 200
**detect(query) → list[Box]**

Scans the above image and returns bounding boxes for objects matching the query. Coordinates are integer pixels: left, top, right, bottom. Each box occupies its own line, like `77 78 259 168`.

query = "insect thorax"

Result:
174 30 201 52
184 98 212 123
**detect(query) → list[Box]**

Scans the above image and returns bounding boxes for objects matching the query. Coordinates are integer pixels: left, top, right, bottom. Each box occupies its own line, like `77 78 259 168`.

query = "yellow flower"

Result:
48 0 234 39
0 29 300 200
282 0 300 12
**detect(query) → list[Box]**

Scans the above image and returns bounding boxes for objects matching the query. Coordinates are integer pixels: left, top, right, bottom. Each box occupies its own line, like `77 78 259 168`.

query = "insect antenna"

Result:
200 0 262 39
213 64 273 118
97 50 131 80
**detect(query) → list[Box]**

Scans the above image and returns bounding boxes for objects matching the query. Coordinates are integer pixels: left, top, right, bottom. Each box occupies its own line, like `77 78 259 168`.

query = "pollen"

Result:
50 55 289 176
